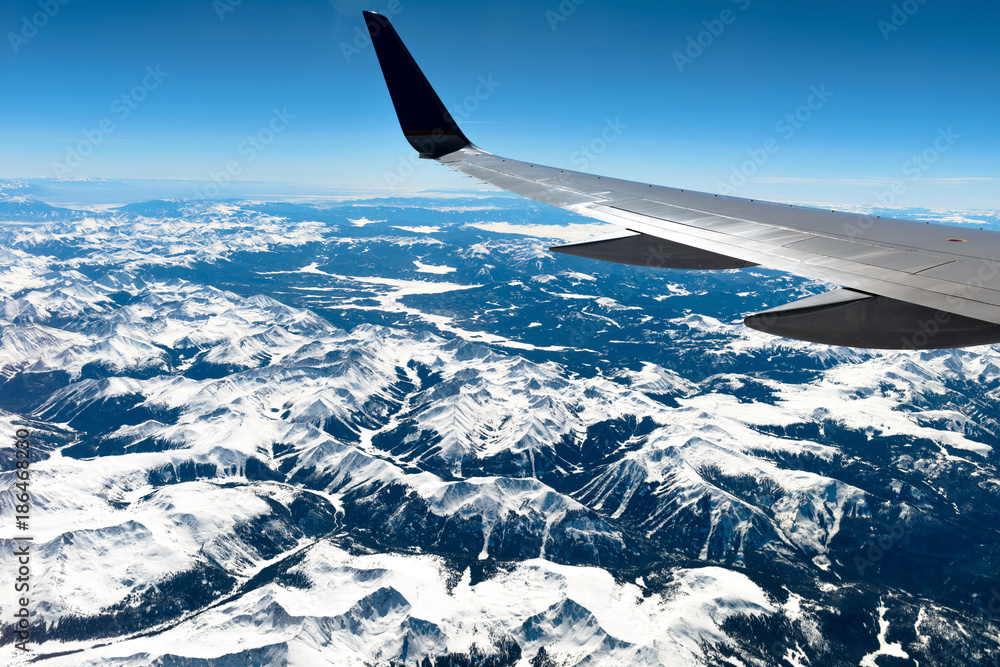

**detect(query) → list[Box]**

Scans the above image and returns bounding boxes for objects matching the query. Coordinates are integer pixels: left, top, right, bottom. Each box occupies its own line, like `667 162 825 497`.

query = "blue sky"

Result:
2 0 998 207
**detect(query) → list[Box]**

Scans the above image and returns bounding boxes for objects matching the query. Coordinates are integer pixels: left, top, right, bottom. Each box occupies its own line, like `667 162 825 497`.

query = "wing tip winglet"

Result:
364 11 471 159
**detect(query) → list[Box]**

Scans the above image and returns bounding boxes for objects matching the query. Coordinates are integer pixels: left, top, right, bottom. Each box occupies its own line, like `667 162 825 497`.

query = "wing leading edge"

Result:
363 11 1000 350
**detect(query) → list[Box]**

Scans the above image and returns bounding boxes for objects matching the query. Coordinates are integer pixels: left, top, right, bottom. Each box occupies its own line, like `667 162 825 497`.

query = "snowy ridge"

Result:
35 544 775 667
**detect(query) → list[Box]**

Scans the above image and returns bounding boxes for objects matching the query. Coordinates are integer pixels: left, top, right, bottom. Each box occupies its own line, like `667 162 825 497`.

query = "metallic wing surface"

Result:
363 11 1000 349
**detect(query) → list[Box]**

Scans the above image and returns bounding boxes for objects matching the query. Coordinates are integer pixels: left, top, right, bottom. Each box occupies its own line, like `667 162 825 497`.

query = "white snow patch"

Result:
392 225 441 233
561 270 596 282
860 601 910 666
413 260 456 274
348 217 384 227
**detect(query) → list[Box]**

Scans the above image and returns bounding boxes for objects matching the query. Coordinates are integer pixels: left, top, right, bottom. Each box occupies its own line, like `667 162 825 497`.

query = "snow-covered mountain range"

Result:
1 182 999 665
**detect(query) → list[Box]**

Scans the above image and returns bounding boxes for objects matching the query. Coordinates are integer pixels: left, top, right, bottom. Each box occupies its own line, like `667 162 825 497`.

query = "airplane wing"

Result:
363 11 1000 350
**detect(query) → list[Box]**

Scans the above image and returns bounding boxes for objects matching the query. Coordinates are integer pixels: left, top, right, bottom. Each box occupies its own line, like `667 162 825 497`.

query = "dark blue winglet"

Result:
364 11 471 158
